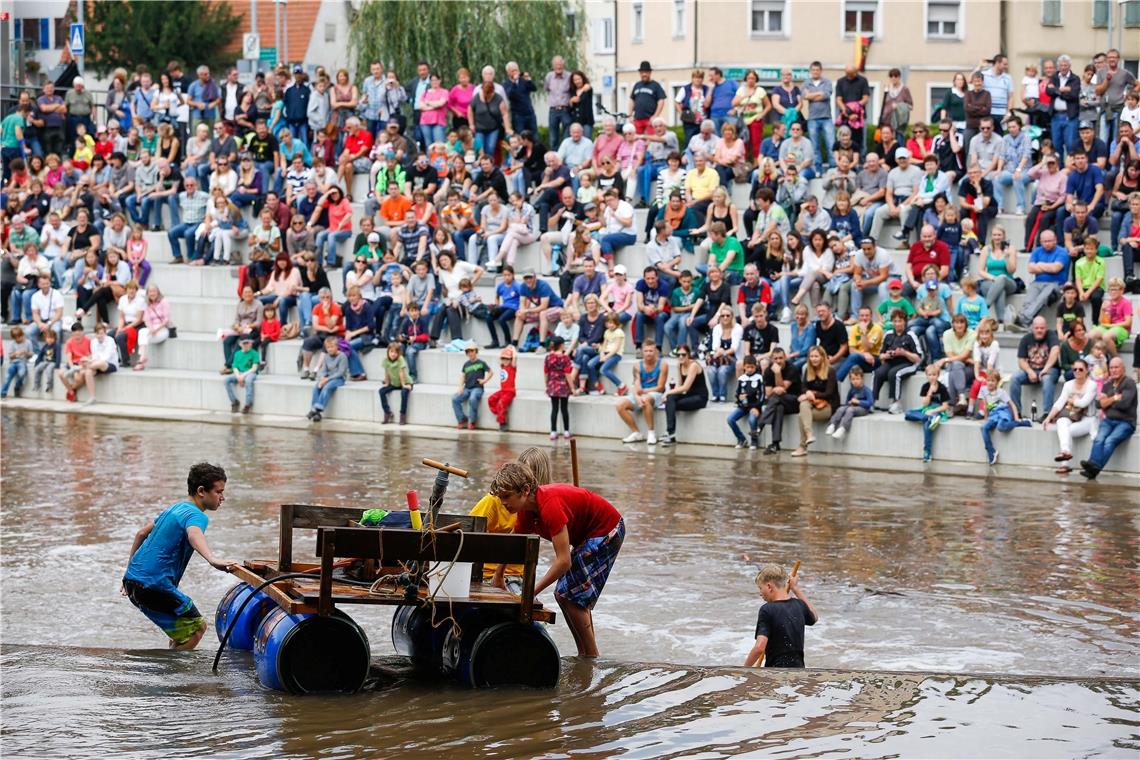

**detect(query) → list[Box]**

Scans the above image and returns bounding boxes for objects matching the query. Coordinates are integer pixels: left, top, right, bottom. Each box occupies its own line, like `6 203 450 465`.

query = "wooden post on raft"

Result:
569 438 580 487
757 560 801 668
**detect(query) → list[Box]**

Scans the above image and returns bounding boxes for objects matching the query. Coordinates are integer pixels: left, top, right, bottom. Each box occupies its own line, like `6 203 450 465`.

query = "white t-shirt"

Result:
30 289 64 321
41 222 71 259
90 335 120 367
117 292 147 323
439 261 479 296
603 200 634 235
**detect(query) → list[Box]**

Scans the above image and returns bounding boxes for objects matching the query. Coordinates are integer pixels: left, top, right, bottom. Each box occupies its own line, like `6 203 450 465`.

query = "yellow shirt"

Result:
684 167 720 202
847 321 884 355
469 493 524 579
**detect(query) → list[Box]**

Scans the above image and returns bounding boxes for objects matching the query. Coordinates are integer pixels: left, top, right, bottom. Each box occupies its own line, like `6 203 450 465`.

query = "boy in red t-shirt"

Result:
57 322 92 402
486 346 518 431
490 462 625 657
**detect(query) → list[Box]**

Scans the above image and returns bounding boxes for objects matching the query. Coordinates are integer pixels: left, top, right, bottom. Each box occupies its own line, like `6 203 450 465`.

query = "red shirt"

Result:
344 129 373 158
498 362 517 392
64 335 92 364
906 240 950 280
312 302 344 334
260 317 282 342
515 484 621 547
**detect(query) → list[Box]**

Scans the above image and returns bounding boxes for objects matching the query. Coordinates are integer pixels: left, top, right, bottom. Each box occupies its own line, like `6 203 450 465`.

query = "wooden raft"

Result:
233 504 555 624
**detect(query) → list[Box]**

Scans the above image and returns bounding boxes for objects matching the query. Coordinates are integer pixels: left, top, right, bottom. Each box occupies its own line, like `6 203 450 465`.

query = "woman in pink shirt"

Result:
447 68 475 131
615 124 646 201
592 116 622 168
134 285 172 371
313 187 354 266
419 72 450 146
600 265 635 324
712 122 746 186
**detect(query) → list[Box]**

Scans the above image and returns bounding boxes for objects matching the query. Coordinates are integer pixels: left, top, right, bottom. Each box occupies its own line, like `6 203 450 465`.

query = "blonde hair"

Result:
516 447 552 485
755 563 787 587
804 345 831 381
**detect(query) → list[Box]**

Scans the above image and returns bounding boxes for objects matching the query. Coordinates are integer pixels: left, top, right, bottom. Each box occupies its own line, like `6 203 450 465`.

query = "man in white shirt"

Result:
556 122 594 178
849 236 896 313
598 188 635 261
26 273 65 347
39 212 71 262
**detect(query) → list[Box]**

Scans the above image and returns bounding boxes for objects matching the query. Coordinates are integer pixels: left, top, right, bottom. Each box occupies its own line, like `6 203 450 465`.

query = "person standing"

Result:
504 62 538 137
545 56 573 150
490 462 625 658
122 462 234 650
801 61 834 176
835 65 871 151
972 54 1013 134
628 61 667 136
1094 49 1136 146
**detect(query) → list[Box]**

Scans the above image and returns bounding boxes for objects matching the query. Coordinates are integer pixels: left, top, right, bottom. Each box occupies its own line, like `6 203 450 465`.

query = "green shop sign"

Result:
723 66 809 82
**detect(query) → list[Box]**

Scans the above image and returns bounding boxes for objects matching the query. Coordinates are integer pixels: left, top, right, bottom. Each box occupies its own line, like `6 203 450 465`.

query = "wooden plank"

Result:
278 504 294 571
318 527 535 565
519 535 539 623
285 579 557 623
318 529 335 617
230 564 317 615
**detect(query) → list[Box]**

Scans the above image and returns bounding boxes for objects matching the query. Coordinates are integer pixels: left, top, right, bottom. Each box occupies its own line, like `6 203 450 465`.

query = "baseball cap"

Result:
859 236 876 246
613 264 628 276
238 335 255 343
888 278 903 289
895 147 911 160
1078 120 1094 130
367 232 380 243
520 269 537 278
463 340 479 352
293 65 304 73
583 202 597 211
388 117 401 126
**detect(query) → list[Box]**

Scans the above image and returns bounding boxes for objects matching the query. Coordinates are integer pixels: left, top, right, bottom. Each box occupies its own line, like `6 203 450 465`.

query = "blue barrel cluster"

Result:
393 603 560 688
215 582 371 694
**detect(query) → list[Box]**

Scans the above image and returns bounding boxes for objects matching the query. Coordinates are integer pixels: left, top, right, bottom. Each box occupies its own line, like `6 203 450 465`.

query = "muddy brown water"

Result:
2 410 1137 757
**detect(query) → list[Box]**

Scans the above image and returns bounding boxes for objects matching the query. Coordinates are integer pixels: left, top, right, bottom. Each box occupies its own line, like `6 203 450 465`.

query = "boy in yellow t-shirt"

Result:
469 447 552 592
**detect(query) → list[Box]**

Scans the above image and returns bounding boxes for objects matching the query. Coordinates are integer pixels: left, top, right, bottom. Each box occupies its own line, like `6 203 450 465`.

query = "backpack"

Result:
521 327 541 353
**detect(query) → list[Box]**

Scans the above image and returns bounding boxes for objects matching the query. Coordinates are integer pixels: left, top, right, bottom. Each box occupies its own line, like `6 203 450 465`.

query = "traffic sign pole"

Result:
74 2 84 74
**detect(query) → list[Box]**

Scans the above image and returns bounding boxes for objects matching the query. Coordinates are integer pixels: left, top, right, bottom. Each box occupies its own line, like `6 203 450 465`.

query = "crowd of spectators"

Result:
0 49 1136 475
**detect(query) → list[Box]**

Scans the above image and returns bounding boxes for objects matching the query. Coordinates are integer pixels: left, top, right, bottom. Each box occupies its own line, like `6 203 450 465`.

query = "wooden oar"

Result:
757 560 801 668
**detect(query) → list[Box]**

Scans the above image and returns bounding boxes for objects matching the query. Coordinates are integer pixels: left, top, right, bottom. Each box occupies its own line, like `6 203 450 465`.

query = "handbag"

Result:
681 106 696 124
1111 197 1130 213
1056 403 1086 421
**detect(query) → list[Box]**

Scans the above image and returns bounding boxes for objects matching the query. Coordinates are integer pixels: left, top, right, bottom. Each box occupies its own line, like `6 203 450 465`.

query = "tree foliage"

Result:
349 0 583 84
85 0 241 77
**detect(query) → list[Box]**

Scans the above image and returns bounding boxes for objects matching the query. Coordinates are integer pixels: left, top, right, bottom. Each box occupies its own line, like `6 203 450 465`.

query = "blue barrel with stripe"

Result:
214 582 275 651
253 607 370 694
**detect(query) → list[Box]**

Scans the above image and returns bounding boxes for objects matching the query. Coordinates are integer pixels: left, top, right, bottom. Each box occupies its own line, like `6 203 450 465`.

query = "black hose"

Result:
211 572 315 674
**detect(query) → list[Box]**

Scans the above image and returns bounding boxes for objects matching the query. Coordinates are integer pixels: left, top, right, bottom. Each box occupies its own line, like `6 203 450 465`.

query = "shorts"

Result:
627 390 664 410
352 157 372 173
521 306 562 324
123 578 205 644
555 518 625 611
96 364 117 375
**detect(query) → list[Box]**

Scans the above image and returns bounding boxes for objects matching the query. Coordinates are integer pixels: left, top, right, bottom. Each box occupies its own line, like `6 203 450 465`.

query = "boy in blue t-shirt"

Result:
122 462 234 649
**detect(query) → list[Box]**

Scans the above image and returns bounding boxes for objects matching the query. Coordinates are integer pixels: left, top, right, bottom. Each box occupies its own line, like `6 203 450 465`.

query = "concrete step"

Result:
19 368 1135 473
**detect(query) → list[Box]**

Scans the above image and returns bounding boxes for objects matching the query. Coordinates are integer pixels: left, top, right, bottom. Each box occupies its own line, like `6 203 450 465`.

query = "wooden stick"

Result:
758 560 801 668
570 437 580 487
422 459 470 478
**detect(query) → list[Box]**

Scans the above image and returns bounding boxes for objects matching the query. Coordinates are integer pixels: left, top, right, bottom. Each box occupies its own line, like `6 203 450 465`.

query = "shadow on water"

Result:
2 410 1139 757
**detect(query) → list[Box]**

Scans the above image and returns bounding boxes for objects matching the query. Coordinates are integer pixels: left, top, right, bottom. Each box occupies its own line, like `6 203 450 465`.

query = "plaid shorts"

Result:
556 518 625 610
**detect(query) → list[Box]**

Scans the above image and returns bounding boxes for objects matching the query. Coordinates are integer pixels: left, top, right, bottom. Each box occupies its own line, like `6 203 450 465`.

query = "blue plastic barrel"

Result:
214 582 275 651
440 613 560 688
391 603 452 667
253 607 371 694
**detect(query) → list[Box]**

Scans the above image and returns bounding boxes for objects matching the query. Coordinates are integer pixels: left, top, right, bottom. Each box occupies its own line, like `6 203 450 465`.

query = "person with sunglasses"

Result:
1041 357 1098 474
658 343 708 446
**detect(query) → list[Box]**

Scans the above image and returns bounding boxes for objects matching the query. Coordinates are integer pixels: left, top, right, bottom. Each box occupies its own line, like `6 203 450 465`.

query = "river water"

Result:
2 409 1137 757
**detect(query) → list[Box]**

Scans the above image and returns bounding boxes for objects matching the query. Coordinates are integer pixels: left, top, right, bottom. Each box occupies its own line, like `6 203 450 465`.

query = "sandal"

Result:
132 361 146 371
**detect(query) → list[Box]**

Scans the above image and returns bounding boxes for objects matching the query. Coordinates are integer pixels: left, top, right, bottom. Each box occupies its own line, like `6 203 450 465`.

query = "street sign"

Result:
259 47 277 63
723 66 809 82
242 33 260 60
68 23 84 56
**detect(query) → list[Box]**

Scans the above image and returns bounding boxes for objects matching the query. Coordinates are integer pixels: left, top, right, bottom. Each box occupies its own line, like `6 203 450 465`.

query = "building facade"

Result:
613 0 1139 129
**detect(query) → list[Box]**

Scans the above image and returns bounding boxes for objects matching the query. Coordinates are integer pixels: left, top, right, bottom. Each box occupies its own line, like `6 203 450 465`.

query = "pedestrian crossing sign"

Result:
69 23 84 56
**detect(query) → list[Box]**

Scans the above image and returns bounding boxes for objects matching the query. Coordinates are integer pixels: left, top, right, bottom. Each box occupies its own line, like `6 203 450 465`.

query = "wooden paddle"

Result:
757 560 801 668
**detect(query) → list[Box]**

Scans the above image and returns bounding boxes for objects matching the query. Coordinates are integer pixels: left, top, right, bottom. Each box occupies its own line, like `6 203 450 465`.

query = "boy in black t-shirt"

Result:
744 563 818 668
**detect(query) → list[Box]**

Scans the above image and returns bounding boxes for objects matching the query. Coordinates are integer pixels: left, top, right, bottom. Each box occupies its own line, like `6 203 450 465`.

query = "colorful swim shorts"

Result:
123 579 205 644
